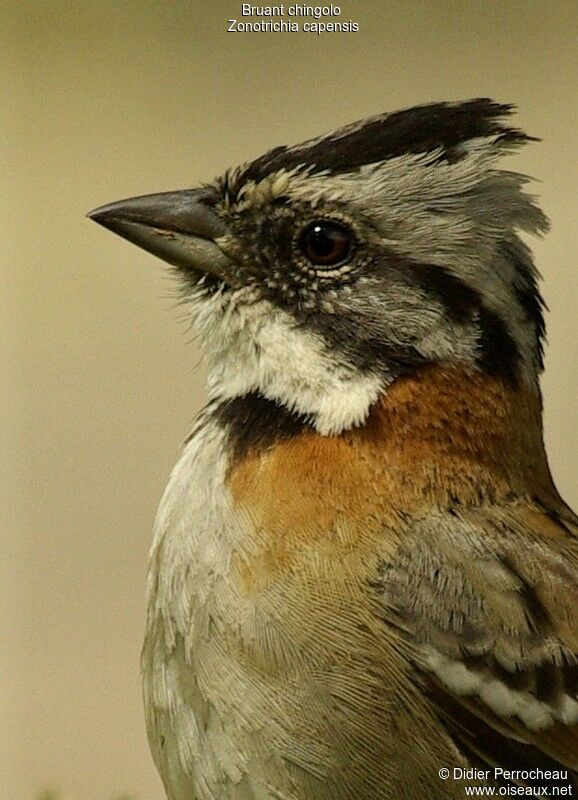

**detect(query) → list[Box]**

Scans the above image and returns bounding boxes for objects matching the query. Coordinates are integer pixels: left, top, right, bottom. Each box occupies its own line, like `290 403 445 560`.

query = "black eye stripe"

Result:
299 220 352 267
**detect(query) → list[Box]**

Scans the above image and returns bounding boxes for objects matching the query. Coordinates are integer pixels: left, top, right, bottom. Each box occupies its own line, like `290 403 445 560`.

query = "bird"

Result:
89 99 578 800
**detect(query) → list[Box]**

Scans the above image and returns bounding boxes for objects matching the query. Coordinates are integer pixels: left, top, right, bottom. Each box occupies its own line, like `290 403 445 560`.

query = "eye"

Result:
299 220 352 267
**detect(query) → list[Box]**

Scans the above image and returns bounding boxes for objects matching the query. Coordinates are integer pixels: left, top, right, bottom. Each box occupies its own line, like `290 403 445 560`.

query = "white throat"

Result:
191 288 384 436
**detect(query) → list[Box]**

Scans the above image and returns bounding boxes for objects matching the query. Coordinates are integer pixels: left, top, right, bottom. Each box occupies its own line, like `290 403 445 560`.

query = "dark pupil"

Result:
310 226 335 257
302 221 350 266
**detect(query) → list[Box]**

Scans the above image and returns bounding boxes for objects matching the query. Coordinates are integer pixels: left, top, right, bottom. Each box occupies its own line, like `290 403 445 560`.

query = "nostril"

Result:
195 187 220 208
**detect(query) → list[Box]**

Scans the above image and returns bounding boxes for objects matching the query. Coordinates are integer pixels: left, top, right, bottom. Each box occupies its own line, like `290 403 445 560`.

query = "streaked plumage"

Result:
90 99 578 799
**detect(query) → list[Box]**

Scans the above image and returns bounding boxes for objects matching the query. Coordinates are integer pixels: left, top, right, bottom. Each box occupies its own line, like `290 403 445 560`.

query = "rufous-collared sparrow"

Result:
89 100 578 799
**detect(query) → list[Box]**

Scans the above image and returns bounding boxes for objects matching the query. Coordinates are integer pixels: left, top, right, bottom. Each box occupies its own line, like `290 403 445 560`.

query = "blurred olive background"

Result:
1 1 576 798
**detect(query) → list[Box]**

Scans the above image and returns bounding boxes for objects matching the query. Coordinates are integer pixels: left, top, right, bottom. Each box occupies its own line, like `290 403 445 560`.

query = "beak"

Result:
87 188 234 278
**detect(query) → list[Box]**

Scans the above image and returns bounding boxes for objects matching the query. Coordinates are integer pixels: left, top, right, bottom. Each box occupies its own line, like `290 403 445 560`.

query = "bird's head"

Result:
89 100 548 435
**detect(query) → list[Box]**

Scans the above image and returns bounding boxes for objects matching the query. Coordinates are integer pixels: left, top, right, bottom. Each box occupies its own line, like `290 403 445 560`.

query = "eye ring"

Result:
299 220 353 268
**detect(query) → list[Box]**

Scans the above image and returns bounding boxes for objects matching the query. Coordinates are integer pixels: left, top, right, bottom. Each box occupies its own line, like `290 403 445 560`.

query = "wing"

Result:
376 499 578 794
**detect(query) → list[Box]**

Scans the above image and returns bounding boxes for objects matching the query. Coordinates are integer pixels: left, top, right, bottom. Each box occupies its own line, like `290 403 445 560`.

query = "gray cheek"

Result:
305 278 440 372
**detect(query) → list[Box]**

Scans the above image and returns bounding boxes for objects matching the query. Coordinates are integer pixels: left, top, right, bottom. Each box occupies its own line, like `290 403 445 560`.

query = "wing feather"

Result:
376 500 578 790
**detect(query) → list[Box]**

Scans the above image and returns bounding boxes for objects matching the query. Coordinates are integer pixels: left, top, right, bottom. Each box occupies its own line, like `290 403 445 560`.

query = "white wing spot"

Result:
423 647 572 732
